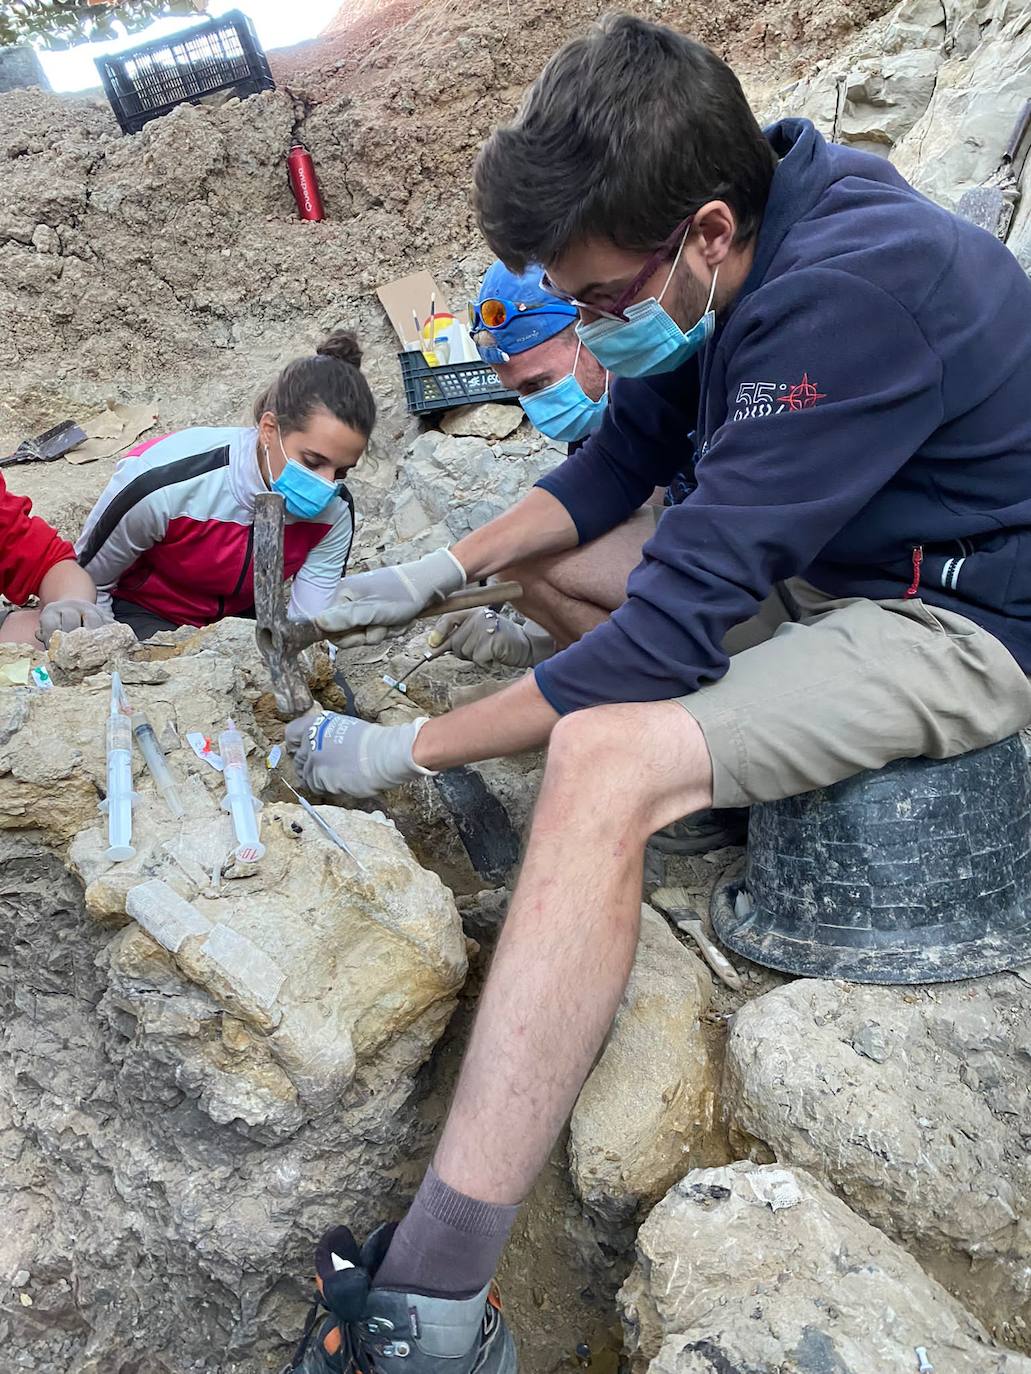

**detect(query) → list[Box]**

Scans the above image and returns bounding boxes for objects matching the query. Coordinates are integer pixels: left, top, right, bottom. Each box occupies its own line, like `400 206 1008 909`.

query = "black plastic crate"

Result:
96 9 275 135
398 352 519 416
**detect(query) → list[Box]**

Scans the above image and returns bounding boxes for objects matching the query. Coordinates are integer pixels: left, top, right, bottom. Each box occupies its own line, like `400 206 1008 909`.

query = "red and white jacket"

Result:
76 427 354 626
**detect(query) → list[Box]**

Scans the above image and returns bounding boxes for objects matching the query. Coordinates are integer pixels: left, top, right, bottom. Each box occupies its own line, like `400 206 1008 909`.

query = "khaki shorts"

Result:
679 579 1031 809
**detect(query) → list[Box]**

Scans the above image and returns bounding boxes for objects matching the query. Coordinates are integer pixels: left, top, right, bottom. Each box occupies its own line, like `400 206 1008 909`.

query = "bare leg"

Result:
434 700 713 1202
0 609 42 645
504 506 659 648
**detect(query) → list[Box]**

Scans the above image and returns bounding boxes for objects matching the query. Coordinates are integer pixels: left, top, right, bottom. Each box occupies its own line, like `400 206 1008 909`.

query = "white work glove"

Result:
38 598 110 645
285 710 435 799
315 549 466 647
429 608 555 669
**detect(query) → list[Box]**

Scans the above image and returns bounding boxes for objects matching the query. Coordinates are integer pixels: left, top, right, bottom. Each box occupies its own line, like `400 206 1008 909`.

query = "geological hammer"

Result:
252 491 522 718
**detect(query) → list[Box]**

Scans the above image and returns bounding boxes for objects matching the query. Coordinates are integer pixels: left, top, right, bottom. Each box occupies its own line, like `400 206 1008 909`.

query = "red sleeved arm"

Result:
0 473 77 606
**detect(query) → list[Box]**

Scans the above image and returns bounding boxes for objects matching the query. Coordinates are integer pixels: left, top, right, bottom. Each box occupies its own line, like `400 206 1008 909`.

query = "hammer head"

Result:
253 491 316 720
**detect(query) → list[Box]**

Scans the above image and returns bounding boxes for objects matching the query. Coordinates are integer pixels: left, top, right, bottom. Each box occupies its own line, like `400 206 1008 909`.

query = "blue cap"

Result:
473 260 577 364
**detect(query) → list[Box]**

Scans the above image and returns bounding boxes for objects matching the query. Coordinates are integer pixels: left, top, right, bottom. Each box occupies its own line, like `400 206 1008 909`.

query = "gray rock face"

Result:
892 3 1031 209
620 1161 1031 1374
388 429 554 547
723 977 1031 1351
838 48 942 153
760 0 1031 275
0 44 49 95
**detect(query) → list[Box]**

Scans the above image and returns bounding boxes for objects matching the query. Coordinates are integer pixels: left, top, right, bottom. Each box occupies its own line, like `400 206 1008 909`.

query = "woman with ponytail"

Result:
76 331 375 638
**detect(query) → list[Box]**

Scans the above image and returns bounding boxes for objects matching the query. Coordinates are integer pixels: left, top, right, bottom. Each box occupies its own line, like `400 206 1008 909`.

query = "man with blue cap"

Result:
425 258 614 673
432 257 693 673
469 259 608 445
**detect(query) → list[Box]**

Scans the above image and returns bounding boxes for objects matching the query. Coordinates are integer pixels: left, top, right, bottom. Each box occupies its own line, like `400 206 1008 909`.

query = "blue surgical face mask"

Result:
519 341 608 442
576 238 719 378
262 429 339 520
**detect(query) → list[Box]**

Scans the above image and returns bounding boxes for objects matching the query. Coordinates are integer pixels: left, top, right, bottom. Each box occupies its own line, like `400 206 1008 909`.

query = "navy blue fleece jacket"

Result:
533 119 1031 714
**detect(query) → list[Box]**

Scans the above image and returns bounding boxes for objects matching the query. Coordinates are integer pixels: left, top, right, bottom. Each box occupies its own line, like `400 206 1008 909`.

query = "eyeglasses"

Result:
538 216 695 322
467 296 574 337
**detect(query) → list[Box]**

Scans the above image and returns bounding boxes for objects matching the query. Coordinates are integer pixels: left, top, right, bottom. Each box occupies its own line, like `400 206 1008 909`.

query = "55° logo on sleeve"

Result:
733 374 827 420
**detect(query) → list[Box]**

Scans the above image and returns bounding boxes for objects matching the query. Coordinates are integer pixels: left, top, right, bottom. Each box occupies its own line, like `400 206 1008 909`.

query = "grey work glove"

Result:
285 710 434 799
38 598 110 645
429 608 555 669
315 548 466 648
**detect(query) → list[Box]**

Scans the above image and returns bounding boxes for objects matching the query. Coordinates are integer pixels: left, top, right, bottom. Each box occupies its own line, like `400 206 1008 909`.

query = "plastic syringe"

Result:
218 718 266 863
102 671 136 861
133 715 185 819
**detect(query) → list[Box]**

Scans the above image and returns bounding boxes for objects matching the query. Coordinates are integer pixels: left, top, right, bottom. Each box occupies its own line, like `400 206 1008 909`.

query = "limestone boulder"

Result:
0 615 352 846
881 0 950 54
47 619 139 676
1 827 464 1372
440 402 524 440
568 906 722 1242
0 638 258 843
723 976 1031 1351
620 1161 1031 1374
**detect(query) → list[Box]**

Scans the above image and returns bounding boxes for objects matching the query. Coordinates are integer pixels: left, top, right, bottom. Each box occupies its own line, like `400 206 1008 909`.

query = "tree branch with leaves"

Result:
0 0 208 52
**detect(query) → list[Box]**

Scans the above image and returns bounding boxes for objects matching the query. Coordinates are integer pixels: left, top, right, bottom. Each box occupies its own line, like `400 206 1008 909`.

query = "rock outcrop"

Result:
762 0 1031 277
569 907 723 1245
0 625 467 1372
723 976 1031 1351
620 1161 1031 1374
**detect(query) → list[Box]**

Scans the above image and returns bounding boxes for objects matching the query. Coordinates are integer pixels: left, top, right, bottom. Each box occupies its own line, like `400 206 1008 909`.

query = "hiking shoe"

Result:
284 1224 516 1374
648 806 749 856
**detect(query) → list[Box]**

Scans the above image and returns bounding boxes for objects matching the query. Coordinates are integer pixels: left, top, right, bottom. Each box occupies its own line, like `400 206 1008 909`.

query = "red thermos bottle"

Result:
287 145 325 222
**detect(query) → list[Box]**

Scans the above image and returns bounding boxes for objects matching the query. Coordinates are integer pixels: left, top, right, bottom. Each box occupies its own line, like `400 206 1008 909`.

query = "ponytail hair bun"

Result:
316 330 363 370
254 326 376 437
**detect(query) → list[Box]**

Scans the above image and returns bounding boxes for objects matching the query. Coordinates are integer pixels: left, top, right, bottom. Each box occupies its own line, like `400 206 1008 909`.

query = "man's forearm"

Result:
37 559 97 607
450 488 579 581
412 672 560 770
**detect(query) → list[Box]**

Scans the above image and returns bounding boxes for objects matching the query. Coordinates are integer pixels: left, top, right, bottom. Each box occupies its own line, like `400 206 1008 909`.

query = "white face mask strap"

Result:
276 424 290 467
658 225 692 304
704 263 719 314
574 337 609 403
260 432 274 488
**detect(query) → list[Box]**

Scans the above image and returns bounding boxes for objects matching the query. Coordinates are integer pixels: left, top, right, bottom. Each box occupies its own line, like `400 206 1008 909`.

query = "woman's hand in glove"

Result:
37 598 111 645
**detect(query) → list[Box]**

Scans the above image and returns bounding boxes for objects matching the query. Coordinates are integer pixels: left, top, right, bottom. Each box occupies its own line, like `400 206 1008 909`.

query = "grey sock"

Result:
372 1165 519 1299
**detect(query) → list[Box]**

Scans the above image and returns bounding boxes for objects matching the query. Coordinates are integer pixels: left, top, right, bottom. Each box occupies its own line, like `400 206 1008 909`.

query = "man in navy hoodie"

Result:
285 17 1031 1372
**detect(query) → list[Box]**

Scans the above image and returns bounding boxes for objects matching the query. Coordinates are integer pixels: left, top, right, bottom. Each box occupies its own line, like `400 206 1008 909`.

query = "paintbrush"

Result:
650 885 744 989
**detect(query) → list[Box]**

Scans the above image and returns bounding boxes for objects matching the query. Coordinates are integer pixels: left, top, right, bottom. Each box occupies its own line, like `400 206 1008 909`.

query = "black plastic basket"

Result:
96 9 275 135
398 352 519 416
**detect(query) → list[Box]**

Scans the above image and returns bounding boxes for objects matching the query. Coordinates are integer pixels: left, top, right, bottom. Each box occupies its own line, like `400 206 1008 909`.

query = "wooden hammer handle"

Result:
280 580 525 656
413 580 523 620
